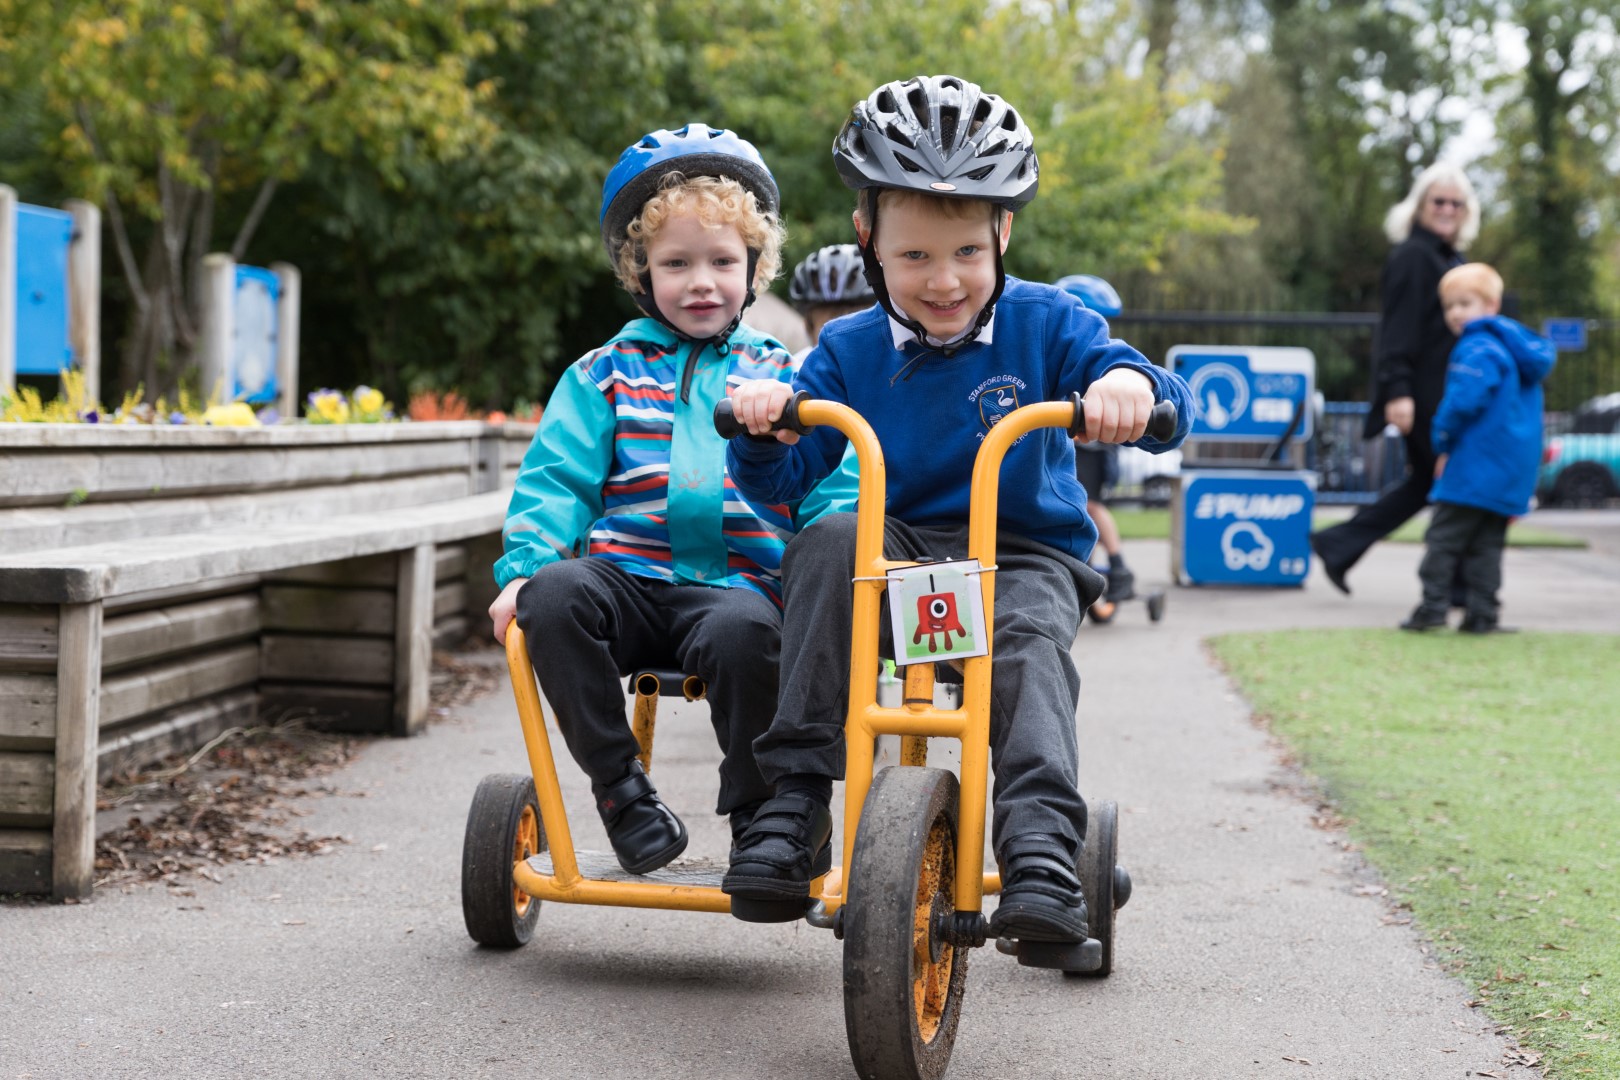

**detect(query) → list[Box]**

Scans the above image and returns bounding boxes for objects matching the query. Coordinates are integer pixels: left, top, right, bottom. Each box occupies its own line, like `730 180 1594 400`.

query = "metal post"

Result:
65 200 101 403
0 184 17 391
198 252 235 403
270 261 300 420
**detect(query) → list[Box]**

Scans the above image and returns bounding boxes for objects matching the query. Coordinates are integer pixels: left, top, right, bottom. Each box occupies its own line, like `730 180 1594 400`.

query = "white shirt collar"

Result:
888 303 996 351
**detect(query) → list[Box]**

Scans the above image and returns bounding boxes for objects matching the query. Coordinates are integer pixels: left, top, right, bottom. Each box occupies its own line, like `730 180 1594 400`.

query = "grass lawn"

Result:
1111 507 1587 549
1211 629 1619 1076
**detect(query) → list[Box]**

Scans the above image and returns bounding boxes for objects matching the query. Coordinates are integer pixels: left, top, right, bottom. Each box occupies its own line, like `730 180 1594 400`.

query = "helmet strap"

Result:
856 189 1003 361
633 249 762 402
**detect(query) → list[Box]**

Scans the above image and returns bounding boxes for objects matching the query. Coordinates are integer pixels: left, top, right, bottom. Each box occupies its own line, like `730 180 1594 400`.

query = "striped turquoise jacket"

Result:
495 318 853 604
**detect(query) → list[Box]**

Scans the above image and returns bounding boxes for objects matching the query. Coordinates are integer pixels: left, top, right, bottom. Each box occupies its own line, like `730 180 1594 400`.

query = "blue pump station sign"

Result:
14 203 74 375
231 265 280 403
1178 470 1315 587
1168 346 1315 443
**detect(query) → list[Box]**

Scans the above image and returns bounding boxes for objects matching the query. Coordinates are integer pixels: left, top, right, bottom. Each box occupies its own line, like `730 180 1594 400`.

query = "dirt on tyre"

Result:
461 773 544 948
844 766 968 1080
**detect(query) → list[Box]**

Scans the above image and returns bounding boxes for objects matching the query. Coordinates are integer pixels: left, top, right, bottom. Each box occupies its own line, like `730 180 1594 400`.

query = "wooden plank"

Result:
102 594 260 670
461 533 504 622
261 634 393 686
0 673 56 747
100 644 259 727
434 544 468 582
0 829 51 894
104 575 260 616
0 603 57 671
265 552 396 588
98 689 256 777
261 683 393 734
262 585 394 635
53 601 102 897
394 544 435 736
432 581 466 621
0 752 53 823
433 615 472 652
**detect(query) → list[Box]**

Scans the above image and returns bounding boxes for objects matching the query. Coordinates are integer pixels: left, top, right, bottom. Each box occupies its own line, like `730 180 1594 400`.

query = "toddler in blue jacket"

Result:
1400 263 1555 634
721 75 1192 940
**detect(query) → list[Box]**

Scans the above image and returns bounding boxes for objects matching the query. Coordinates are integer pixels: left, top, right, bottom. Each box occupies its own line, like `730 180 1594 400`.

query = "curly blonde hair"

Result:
615 173 784 295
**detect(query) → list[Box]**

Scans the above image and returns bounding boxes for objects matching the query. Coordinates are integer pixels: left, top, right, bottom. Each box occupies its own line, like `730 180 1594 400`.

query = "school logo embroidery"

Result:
971 377 1025 431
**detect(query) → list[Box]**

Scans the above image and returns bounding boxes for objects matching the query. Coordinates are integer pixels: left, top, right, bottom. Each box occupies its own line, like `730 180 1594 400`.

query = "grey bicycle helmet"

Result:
788 244 875 313
832 75 1038 357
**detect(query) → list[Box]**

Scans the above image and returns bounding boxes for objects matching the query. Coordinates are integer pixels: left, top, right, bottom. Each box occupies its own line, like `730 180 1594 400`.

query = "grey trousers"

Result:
1416 502 1508 621
515 559 778 815
753 513 1104 860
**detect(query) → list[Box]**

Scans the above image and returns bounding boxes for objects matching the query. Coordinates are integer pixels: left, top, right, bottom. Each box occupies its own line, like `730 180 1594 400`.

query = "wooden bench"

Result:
0 421 533 899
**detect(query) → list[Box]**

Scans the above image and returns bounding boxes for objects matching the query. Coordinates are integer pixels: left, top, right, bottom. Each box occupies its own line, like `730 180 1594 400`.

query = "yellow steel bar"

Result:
955 399 1077 914
505 627 583 887
793 400 889 897
512 862 732 913
630 674 659 774
855 703 969 739
899 736 929 767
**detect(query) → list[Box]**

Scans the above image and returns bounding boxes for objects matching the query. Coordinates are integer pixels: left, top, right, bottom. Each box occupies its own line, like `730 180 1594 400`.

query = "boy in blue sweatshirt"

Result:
721 75 1192 941
487 125 833 877
1400 263 1555 634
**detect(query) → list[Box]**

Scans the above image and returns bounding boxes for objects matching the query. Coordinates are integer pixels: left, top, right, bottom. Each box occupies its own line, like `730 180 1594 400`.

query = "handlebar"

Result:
714 390 1177 444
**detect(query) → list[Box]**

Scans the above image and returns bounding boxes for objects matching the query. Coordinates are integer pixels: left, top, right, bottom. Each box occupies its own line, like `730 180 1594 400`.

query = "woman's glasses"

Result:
1428 195 1466 210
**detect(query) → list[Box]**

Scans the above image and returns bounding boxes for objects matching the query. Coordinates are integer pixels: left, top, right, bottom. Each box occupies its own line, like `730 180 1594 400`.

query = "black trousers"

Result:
752 513 1104 861
1312 422 1436 573
1415 503 1508 622
515 559 777 816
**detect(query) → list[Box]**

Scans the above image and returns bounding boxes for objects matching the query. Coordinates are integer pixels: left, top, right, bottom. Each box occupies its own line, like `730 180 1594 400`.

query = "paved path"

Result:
4 509 1616 1080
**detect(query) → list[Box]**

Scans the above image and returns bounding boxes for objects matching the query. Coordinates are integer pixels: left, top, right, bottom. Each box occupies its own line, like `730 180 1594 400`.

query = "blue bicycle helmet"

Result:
598 124 781 385
1055 274 1123 318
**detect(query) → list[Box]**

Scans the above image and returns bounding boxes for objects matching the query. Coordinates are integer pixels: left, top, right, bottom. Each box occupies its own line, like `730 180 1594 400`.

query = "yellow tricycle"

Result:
460 392 1174 1080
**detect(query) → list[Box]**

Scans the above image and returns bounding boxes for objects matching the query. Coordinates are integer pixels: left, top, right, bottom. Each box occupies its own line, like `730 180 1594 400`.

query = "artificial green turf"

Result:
1110 507 1586 548
1211 629 1619 1076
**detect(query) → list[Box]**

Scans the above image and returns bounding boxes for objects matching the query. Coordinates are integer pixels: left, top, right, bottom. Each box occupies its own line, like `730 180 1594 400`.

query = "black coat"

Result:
1363 224 1466 439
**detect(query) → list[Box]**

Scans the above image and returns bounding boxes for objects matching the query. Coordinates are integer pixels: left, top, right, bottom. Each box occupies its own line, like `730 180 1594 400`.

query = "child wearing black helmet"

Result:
723 76 1192 944
488 124 850 877
788 243 877 354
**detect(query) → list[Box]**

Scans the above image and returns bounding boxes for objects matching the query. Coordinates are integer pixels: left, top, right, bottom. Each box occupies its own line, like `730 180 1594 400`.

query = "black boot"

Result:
592 761 687 875
987 836 1089 943
722 792 833 921
1399 606 1448 632
1105 561 1135 602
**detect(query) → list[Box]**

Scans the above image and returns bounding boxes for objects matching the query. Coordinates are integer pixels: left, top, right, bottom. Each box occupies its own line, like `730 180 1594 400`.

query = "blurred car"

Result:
1538 392 1620 506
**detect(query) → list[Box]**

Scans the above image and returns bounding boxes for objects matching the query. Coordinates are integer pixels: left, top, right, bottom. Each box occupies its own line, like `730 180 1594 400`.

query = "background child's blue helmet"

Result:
1055 274 1123 318
599 123 780 270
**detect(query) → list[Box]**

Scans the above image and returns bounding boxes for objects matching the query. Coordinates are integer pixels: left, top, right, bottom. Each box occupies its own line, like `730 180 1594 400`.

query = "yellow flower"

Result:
202 403 261 427
355 387 385 415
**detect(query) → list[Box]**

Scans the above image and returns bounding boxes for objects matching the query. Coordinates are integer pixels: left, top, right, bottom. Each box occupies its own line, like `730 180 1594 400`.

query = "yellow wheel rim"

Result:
911 817 954 1043
512 804 539 918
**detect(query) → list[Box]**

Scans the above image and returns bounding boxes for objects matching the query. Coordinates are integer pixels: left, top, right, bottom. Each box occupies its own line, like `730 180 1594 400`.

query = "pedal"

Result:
729 895 812 924
996 936 1103 972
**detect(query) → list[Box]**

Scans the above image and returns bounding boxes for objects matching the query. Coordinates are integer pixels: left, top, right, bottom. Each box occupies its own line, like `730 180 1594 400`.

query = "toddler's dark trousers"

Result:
753 513 1101 861
1416 502 1508 622
515 558 777 816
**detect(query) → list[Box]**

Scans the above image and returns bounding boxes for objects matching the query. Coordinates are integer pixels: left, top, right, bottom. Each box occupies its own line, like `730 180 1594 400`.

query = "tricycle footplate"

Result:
528 850 725 887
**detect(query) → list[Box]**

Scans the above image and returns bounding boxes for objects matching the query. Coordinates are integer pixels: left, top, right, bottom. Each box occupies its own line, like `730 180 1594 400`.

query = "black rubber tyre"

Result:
461 773 545 948
844 767 969 1080
1552 462 1617 507
1146 592 1166 622
1071 799 1119 978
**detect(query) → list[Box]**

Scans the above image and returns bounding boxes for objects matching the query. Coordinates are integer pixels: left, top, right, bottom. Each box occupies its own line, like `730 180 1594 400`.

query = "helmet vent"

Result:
965 165 994 182
884 123 916 150
973 99 993 123
1002 111 1019 131
907 87 930 123
894 152 922 173
877 88 897 113
940 110 959 152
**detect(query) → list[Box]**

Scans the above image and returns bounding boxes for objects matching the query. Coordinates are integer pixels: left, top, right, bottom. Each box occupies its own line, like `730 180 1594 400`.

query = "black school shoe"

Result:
987 836 1089 943
1309 533 1351 596
1399 607 1449 632
1458 614 1517 634
721 792 833 922
592 760 687 875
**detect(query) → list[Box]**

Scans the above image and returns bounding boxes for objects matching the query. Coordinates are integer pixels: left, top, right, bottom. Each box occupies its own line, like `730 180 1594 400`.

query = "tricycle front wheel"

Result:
844 766 969 1080
461 773 545 948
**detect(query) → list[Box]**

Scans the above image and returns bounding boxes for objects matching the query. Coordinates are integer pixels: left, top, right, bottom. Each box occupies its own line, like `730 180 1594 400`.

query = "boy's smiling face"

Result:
645 213 749 339
857 196 1011 343
1442 288 1497 336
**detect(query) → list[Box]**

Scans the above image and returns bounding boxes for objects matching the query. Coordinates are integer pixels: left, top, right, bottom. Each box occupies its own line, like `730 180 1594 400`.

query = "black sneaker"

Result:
1105 564 1136 603
1399 608 1448 632
1458 615 1516 634
1310 533 1351 595
987 836 1089 944
592 761 687 876
722 792 833 921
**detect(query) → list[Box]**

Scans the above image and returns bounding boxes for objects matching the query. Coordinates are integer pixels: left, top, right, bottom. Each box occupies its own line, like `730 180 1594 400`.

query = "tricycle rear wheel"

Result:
461 773 545 948
844 766 969 1080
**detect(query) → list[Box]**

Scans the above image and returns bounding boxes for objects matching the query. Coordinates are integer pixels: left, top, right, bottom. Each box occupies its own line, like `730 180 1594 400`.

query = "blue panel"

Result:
1542 318 1587 352
1171 347 1315 442
1180 471 1315 586
15 204 75 375
231 265 281 403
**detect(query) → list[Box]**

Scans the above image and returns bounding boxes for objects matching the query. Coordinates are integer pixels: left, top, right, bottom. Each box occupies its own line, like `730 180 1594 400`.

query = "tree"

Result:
0 0 529 398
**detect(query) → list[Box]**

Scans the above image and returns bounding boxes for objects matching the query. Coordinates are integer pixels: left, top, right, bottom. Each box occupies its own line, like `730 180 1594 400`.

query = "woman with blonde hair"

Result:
1311 161 1478 594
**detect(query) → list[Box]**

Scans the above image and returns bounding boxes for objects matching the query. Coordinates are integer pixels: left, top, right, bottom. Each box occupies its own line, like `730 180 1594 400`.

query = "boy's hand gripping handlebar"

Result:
714 389 1176 443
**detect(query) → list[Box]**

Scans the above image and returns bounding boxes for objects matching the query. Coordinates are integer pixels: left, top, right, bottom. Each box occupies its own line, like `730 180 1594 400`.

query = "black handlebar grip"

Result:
1068 392 1179 443
713 390 813 441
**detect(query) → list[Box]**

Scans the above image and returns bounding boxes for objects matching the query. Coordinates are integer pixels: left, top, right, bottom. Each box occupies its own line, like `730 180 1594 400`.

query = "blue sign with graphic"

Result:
15 203 75 375
231 264 280 403
1179 471 1314 586
1168 346 1314 442
1542 318 1587 353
